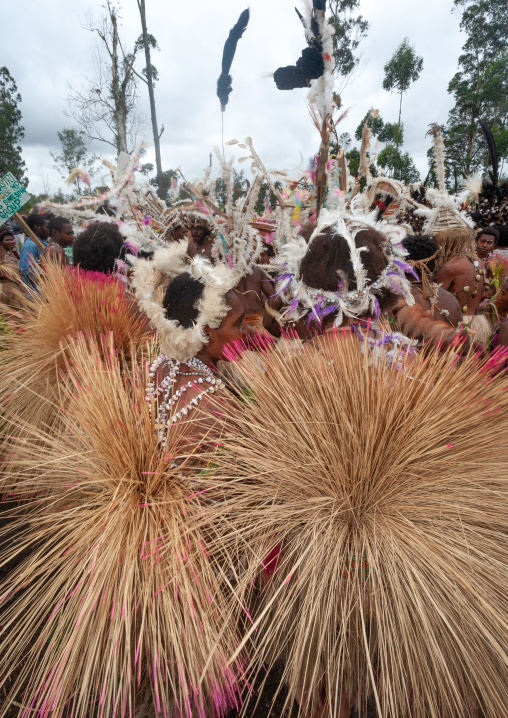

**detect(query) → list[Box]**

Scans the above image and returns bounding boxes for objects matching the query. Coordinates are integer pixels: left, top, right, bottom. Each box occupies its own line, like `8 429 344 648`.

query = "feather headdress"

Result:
133 241 240 363
272 206 414 327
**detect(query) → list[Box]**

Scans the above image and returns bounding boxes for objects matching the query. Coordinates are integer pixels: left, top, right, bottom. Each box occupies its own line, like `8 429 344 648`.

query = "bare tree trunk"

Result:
396 91 403 180
137 0 164 198
108 7 128 155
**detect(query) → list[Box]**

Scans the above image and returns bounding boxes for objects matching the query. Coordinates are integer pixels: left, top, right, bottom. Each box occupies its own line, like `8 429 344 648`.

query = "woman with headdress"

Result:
133 240 254 446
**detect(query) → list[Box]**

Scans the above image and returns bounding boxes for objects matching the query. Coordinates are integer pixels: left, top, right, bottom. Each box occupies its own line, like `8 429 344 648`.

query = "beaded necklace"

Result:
146 354 225 446
450 254 485 313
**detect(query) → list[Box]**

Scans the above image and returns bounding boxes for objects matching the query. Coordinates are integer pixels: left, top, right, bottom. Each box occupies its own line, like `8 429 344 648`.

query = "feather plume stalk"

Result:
0 337 245 718
427 124 447 193
206 333 508 717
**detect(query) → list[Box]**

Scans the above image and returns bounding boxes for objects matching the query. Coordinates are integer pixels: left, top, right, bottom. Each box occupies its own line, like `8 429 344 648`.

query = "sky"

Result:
2 0 465 196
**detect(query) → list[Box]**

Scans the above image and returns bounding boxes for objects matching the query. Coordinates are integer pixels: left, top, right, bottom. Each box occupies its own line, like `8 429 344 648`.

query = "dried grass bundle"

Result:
0 261 152 463
207 334 508 717
0 336 244 718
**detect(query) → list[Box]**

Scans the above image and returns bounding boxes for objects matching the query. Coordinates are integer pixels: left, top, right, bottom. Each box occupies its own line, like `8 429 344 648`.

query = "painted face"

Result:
476 233 497 259
0 233 16 252
53 222 75 247
191 226 207 243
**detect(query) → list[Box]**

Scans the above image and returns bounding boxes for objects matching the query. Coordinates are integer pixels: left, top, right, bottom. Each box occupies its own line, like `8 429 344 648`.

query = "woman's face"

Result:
0 234 16 252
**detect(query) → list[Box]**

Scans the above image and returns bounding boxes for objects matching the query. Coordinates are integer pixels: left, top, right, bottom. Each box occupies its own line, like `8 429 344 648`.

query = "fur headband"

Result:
273 208 414 327
132 240 240 362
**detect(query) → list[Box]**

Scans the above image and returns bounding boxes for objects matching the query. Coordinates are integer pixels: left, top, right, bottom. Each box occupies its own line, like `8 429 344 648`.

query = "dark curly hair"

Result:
475 227 499 243
48 216 71 236
402 234 439 273
497 225 508 249
162 273 205 328
73 222 124 274
299 225 400 315
25 214 47 232
300 226 389 292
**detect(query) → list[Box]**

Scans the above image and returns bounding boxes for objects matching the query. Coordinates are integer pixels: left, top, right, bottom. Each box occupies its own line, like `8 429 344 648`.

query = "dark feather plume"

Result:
217 8 250 111
273 2 325 91
478 118 499 188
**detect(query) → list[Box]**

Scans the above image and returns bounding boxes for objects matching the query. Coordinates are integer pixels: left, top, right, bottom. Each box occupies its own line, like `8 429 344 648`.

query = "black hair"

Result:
162 272 205 328
497 225 508 248
0 228 14 243
48 216 71 236
300 226 389 292
73 222 124 274
26 214 47 231
402 234 439 272
475 227 499 243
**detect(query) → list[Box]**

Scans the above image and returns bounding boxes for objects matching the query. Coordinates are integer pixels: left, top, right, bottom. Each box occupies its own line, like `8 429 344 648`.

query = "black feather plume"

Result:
217 8 250 111
273 4 325 91
478 118 499 188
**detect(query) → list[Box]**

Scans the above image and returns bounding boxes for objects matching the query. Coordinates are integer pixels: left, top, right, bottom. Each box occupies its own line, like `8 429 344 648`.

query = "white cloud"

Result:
1 0 465 194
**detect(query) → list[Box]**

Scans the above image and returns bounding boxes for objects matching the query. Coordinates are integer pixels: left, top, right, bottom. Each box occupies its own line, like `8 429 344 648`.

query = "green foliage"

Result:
354 111 404 146
354 109 385 142
382 38 424 96
327 0 369 79
0 67 26 185
346 147 360 178
49 129 100 195
377 145 420 184
214 169 248 210
149 169 177 201
254 181 283 215
135 33 160 84
446 0 508 179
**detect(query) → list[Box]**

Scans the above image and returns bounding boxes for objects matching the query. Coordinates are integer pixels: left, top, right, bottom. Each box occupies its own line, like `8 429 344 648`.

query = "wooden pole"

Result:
14 212 45 251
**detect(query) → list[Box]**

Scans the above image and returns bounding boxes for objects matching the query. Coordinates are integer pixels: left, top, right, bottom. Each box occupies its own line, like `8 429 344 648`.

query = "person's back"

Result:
19 214 49 289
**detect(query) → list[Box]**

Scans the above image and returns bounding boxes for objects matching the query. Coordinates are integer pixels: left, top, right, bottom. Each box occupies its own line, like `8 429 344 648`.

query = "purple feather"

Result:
288 298 300 316
370 295 381 321
394 258 419 281
321 303 339 319
273 273 294 298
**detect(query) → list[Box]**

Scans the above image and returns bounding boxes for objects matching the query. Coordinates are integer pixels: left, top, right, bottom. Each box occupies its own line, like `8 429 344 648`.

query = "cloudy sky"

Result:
2 0 465 195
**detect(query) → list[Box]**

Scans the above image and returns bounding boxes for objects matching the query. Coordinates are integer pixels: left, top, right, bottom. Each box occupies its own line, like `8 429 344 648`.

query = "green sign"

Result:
0 172 32 226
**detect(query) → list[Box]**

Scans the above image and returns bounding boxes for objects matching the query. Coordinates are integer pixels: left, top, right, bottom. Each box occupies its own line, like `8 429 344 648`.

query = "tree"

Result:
135 0 165 198
254 180 284 215
346 147 360 178
382 39 423 167
215 169 248 210
149 169 178 202
0 67 26 185
49 129 100 195
67 1 143 155
377 145 420 184
327 0 369 89
354 110 403 146
446 0 508 180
